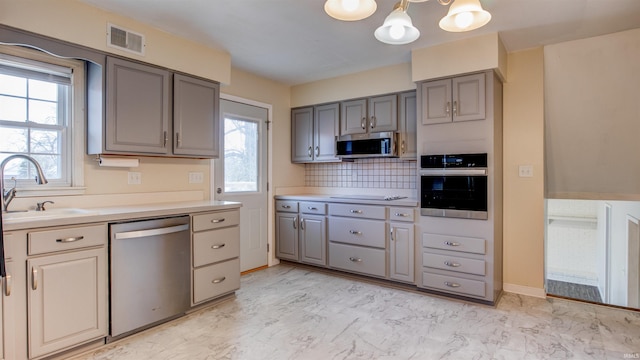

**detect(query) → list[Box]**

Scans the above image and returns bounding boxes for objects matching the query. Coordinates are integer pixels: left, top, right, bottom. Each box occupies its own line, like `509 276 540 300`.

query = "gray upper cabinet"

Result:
340 95 397 136
422 72 485 125
105 57 171 155
398 91 417 159
173 74 219 157
291 104 339 163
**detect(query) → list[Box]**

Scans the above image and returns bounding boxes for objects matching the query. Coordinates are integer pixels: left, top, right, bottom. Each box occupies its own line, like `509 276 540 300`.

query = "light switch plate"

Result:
189 172 204 184
128 172 141 184
518 165 533 178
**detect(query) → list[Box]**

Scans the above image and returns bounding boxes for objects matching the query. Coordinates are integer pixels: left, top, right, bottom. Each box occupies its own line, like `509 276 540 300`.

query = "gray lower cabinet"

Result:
275 212 299 261
191 210 241 305
1 260 15 360
389 221 415 283
26 224 108 359
275 201 328 266
299 215 326 266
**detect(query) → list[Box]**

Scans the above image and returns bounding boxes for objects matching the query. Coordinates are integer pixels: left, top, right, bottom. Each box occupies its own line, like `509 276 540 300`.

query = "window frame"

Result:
0 45 86 196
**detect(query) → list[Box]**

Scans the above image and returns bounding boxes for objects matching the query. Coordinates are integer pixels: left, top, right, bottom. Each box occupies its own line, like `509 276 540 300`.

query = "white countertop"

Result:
3 200 242 231
274 194 418 207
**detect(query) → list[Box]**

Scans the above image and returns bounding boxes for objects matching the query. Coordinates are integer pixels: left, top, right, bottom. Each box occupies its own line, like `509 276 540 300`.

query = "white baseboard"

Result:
503 283 547 298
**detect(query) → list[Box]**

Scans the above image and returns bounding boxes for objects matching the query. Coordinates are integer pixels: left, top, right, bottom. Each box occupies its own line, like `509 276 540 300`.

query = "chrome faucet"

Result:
1 155 49 212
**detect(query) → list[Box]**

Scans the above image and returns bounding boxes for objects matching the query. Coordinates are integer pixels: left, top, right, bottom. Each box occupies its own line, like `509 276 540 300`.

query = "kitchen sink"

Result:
4 208 99 220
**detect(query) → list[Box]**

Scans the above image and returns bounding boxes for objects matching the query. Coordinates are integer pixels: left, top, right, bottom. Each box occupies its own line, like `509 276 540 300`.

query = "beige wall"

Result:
502 48 546 294
0 0 231 83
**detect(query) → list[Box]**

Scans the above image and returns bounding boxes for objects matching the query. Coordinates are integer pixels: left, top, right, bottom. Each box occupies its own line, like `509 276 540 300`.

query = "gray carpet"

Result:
547 279 603 303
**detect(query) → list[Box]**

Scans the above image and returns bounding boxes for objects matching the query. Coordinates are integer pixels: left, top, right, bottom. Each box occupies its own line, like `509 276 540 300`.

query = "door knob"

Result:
216 187 222 194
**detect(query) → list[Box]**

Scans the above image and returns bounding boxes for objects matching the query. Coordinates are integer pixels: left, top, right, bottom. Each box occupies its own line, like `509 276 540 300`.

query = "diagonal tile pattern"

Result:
72 264 640 360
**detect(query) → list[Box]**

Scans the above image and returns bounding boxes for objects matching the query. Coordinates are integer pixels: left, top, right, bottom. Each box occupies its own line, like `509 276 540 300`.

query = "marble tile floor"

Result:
71 264 640 360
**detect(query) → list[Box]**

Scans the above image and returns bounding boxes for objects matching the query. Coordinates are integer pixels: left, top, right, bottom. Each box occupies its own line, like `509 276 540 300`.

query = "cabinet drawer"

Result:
422 271 486 298
193 258 240 304
275 200 298 213
329 217 385 248
423 253 486 276
192 210 239 232
422 233 486 255
193 227 240 267
28 224 107 255
329 242 386 278
329 203 385 220
300 202 326 215
389 207 415 222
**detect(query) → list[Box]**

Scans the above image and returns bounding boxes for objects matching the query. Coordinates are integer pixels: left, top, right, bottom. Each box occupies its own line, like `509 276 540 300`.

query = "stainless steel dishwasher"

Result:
109 215 190 338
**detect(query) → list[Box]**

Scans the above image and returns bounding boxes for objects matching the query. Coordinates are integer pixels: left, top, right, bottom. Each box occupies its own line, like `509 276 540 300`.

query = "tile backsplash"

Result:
305 158 416 189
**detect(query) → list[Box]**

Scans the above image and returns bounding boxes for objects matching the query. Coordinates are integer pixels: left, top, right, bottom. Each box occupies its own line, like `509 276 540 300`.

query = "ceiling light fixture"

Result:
374 1 420 45
324 0 377 21
438 0 492 32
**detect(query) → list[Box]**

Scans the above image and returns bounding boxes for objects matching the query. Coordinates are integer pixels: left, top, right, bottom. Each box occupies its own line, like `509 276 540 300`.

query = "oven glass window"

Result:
421 175 487 212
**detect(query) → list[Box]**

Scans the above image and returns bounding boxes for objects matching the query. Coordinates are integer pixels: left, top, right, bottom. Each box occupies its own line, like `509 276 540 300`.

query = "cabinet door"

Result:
389 222 414 283
422 78 452 125
398 91 417 159
291 107 314 163
106 57 170 154
27 248 107 359
1 261 15 360
276 212 299 261
300 215 326 266
340 98 367 136
368 94 397 132
173 74 220 157
452 73 485 122
314 103 339 162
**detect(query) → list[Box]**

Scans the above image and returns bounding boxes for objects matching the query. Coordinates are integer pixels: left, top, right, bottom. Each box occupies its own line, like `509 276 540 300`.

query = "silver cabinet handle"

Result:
307 206 317 211
394 213 409 217
300 218 305 230
293 216 297 230
211 218 225 224
308 146 313 158
350 209 363 214
444 261 461 267
163 131 168 147
32 267 38 290
390 227 394 241
349 230 362 235
211 277 226 284
370 116 376 129
401 140 406 154
349 257 362 262
211 243 226 249
56 236 84 243
444 281 461 288
4 273 11 296
315 146 319 157
282 205 291 209
361 117 366 129
444 241 460 247
445 101 451 116
176 132 181 146
453 100 458 116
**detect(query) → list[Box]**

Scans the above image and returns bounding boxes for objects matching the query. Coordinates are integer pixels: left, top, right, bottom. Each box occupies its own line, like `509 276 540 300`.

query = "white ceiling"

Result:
79 0 640 85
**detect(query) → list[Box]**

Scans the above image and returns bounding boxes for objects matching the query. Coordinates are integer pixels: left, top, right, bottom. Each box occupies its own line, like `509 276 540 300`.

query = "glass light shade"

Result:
324 0 377 21
374 9 420 45
439 0 491 32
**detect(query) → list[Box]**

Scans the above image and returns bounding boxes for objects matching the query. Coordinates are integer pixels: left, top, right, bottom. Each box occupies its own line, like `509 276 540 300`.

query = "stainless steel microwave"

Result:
336 132 397 159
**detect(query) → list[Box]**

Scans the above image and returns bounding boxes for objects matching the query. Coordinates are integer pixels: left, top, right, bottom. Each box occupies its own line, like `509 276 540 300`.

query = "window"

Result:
0 45 85 194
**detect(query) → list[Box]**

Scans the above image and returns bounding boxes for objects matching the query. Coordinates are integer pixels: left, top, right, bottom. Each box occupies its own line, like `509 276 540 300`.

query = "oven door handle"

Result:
419 169 487 176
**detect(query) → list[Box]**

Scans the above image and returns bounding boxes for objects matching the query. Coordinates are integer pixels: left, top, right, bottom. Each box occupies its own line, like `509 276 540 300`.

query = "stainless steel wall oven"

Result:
420 153 488 220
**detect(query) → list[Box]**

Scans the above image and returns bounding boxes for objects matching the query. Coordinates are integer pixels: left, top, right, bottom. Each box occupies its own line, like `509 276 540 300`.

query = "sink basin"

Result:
4 208 99 221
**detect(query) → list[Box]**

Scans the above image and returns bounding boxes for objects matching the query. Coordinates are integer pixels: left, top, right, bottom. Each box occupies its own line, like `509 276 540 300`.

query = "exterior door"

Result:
214 99 269 272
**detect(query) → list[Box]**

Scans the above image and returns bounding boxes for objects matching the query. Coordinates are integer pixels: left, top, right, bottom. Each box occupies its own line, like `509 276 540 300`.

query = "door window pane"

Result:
224 117 258 192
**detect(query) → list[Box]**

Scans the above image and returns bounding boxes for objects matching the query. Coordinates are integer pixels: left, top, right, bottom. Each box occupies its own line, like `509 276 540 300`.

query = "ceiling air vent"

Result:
107 23 145 55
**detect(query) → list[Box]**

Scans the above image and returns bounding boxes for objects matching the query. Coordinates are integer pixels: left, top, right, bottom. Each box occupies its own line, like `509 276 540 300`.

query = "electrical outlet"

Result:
518 165 533 178
128 171 141 184
189 172 204 184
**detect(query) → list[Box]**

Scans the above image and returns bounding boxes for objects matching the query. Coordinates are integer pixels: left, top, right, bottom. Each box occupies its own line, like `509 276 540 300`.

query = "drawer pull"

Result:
444 281 461 288
444 261 461 267
349 257 362 262
444 241 460 247
349 230 362 235
211 218 225 224
350 209 363 214
307 206 318 211
56 236 84 243
281 205 291 209
394 213 410 217
211 277 226 284
4 273 11 296
211 243 226 249
32 267 38 290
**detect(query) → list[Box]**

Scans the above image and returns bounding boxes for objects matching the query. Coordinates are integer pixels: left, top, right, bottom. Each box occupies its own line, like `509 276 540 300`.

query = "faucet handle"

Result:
36 200 55 211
